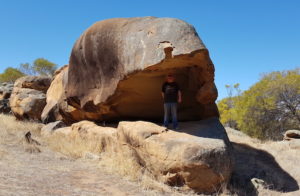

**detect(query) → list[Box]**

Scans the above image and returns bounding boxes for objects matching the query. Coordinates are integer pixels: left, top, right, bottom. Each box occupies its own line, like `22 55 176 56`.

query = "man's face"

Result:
167 75 175 82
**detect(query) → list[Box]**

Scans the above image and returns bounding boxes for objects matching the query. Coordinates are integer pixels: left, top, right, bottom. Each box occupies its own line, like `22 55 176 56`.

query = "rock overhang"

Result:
62 17 219 122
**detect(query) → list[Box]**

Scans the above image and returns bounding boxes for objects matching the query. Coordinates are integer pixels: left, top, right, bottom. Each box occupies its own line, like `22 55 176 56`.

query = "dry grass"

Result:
46 130 105 159
45 129 199 196
0 114 42 144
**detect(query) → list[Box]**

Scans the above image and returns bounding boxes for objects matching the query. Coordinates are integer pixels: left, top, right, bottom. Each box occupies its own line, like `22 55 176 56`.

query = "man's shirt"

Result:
162 82 180 103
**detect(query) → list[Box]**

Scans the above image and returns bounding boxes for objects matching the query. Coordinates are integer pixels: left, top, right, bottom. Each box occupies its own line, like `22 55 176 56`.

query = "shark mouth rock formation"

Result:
62 17 219 122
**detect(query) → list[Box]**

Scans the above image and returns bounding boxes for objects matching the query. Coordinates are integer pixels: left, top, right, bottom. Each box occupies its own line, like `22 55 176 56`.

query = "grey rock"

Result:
84 152 101 160
41 121 66 136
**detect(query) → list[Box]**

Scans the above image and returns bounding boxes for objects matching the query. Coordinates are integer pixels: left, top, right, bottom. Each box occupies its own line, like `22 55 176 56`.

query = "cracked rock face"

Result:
9 76 51 121
66 17 219 122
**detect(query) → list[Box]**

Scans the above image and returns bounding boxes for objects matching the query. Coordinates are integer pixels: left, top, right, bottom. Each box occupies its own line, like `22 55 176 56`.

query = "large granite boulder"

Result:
65 17 219 122
9 76 51 120
0 82 14 113
46 118 233 193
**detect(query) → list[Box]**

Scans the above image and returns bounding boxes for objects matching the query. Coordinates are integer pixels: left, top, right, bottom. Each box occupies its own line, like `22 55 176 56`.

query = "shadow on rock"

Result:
177 118 298 195
229 142 299 196
178 117 233 147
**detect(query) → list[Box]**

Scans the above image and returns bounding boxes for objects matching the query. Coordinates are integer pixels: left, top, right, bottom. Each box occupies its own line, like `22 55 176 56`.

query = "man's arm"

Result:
178 90 182 103
161 83 165 99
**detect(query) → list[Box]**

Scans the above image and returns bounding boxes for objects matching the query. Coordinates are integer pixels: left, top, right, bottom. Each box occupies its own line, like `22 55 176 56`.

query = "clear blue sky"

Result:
0 0 299 99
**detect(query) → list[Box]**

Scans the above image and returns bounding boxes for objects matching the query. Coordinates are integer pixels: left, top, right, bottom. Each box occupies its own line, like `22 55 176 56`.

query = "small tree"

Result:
19 58 57 76
235 68 300 140
218 83 241 128
0 67 25 83
218 97 238 128
33 58 57 76
19 63 35 75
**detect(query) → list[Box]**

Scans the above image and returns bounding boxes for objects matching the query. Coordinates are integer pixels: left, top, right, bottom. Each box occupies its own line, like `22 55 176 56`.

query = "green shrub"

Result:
218 68 300 140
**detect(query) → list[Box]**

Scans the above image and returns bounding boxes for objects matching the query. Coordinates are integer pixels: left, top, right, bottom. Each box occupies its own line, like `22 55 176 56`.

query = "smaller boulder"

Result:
9 76 51 120
284 130 300 140
15 76 51 92
41 121 66 136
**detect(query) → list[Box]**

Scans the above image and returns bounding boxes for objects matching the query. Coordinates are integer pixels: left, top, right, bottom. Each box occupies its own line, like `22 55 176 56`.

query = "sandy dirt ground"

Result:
0 134 161 196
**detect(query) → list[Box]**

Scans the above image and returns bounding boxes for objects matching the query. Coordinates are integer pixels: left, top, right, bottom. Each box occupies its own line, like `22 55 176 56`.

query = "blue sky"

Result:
0 0 299 99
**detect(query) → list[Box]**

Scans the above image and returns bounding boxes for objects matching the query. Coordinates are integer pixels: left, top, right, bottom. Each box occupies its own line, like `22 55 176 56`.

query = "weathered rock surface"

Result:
117 119 232 193
0 82 14 113
45 118 233 193
41 65 96 124
9 76 51 120
284 130 300 140
65 17 219 122
41 65 68 123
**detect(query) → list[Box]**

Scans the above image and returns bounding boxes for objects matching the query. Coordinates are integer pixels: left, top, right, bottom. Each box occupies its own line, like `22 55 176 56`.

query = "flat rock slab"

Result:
117 118 233 193
48 118 233 194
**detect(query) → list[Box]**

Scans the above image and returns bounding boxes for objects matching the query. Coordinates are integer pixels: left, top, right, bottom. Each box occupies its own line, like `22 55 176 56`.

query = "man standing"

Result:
161 74 182 129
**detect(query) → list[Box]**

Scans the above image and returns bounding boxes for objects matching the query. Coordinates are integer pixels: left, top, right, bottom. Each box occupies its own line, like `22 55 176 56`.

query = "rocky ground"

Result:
0 114 299 196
